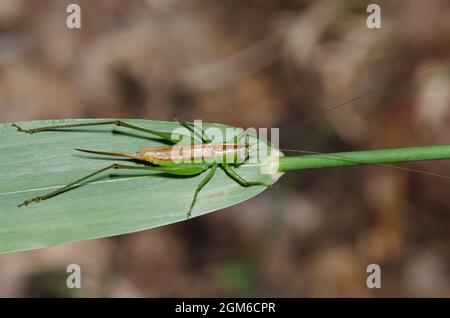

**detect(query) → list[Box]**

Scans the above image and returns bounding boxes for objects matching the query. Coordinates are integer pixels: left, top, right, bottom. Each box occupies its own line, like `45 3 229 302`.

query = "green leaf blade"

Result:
0 119 283 254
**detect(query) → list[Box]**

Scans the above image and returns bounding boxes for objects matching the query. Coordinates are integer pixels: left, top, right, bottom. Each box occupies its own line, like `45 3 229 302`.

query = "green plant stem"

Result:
278 144 450 172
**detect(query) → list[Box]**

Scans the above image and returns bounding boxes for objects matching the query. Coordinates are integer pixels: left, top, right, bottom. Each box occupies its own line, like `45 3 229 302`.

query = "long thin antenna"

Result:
281 59 448 135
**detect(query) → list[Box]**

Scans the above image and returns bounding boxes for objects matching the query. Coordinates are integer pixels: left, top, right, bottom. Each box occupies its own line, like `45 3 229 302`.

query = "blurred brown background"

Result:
0 0 449 297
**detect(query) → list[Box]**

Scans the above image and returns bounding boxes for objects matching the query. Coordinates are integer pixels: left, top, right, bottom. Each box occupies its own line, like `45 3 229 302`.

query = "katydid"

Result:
12 120 270 218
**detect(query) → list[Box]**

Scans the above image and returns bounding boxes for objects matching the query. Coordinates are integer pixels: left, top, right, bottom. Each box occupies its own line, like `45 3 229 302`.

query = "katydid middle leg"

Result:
221 162 271 187
187 162 218 218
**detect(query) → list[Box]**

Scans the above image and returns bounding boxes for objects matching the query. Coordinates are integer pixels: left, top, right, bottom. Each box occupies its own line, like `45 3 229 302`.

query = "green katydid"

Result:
12 119 271 218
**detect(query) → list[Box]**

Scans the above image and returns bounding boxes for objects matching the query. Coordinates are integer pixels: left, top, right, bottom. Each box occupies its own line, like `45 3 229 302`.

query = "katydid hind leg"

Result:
18 163 205 207
12 120 183 143
18 164 121 207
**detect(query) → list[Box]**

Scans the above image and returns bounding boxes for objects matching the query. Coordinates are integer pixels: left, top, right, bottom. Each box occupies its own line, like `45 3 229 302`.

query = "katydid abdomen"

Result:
140 143 248 165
